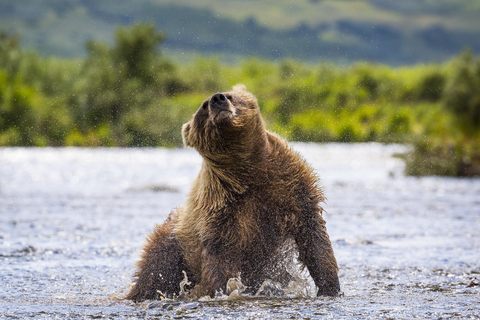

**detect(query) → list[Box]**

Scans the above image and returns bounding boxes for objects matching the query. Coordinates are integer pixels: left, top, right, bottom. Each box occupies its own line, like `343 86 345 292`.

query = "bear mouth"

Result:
210 110 233 124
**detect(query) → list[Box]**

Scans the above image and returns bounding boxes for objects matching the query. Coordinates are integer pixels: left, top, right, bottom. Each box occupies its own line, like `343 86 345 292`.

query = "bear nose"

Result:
210 93 228 110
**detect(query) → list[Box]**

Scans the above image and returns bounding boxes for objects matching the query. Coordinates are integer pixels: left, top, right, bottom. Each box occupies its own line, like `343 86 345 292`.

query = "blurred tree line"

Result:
3 0 480 65
0 23 479 176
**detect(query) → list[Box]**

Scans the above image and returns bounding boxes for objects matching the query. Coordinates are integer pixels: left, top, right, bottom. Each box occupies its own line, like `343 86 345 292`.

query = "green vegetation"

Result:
1 0 480 65
405 50 480 176
0 24 479 176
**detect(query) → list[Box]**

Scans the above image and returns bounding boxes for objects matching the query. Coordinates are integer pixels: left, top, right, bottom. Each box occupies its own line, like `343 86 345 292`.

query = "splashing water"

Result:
164 261 315 303
177 270 192 299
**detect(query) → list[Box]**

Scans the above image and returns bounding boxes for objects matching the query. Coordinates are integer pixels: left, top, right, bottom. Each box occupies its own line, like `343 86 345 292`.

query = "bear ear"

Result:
182 122 192 148
232 84 247 93
232 84 258 107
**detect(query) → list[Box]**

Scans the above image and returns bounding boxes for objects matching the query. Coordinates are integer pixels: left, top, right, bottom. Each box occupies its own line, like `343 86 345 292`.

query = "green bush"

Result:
0 70 38 146
405 137 460 176
1 25 479 176
443 49 480 130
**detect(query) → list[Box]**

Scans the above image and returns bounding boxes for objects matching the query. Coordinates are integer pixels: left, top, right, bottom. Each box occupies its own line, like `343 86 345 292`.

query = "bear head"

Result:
182 85 267 163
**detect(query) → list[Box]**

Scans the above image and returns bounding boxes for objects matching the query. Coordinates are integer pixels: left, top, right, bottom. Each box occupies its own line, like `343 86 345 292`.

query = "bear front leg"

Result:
294 213 340 297
200 240 240 297
126 217 192 302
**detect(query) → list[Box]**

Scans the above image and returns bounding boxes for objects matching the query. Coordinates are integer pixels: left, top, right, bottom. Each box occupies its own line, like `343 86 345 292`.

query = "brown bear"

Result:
126 85 340 302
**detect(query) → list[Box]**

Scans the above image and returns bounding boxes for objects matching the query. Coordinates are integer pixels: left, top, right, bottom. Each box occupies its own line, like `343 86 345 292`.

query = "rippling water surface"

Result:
1 144 479 319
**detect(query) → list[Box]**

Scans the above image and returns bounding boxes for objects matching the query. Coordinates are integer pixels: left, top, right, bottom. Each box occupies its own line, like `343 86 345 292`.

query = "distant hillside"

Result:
1 0 479 65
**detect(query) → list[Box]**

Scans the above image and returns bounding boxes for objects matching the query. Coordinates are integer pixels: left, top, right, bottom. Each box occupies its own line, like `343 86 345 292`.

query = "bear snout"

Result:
210 93 229 110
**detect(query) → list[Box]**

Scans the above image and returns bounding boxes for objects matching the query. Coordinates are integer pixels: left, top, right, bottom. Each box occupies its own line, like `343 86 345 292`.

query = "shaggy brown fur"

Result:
126 85 340 302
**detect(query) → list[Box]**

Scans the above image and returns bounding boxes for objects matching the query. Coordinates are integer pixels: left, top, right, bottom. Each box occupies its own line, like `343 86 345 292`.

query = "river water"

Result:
0 143 479 319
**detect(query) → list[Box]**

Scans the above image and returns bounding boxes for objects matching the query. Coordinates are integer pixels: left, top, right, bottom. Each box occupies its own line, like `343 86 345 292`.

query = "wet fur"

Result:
126 85 340 301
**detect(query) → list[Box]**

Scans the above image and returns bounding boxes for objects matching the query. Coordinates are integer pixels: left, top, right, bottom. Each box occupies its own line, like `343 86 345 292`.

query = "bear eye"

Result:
225 94 233 102
201 100 208 110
